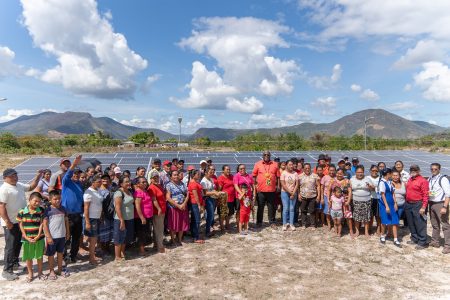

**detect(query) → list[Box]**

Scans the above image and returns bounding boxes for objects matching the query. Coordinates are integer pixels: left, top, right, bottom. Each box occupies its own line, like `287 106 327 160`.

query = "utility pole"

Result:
177 116 182 144
364 115 375 151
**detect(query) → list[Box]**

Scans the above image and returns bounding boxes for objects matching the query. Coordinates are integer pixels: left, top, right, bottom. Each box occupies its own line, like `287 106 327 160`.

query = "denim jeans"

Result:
281 192 296 225
205 197 216 235
3 223 22 272
190 204 201 240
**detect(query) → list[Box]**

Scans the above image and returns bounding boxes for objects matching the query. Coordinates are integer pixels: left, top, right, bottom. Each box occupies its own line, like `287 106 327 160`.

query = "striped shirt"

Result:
16 206 44 240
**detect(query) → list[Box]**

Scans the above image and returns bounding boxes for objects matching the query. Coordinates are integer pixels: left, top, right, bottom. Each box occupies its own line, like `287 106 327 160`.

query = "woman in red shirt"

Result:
218 165 236 231
188 169 205 243
147 170 166 253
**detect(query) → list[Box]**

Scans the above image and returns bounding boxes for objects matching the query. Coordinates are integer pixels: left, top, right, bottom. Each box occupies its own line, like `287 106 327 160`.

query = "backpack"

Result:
428 175 449 201
104 186 124 221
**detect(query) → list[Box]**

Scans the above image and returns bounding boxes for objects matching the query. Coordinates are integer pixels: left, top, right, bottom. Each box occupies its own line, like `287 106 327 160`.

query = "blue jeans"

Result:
205 197 216 235
281 191 296 225
190 204 201 240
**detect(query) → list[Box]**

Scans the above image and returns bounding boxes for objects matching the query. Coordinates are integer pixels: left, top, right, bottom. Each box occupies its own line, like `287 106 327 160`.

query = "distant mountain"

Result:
0 109 446 141
0 111 179 140
191 109 447 140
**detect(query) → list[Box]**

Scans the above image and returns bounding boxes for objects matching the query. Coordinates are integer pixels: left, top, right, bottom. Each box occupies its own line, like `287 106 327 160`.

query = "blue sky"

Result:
1 0 450 134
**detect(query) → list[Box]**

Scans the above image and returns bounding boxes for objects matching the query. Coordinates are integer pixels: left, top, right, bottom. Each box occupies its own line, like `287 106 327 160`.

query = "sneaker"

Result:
429 241 440 248
442 247 450 254
394 240 402 248
2 271 18 281
290 226 296 232
380 236 386 244
415 244 428 250
282 225 287 231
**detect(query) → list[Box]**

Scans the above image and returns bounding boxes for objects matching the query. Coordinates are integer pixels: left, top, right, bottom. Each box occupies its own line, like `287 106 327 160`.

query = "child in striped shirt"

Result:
17 192 46 283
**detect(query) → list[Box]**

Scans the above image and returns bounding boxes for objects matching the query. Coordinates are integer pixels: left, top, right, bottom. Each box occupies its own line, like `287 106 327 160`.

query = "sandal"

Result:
26 276 33 283
48 274 57 280
194 239 205 244
56 268 70 278
38 274 48 281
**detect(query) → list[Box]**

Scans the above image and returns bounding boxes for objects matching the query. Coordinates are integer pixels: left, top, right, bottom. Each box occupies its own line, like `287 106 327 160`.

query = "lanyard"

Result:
429 175 441 191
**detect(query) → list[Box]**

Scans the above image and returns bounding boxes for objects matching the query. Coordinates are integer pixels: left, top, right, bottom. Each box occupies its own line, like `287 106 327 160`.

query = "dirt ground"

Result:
0 155 30 174
1 211 449 300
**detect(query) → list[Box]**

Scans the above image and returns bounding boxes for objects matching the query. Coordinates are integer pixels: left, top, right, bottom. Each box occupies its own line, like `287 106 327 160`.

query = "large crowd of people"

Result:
1 151 449 282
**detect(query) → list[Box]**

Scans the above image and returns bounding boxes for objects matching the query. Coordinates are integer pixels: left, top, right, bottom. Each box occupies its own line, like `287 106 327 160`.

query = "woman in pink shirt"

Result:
280 160 299 231
233 164 255 231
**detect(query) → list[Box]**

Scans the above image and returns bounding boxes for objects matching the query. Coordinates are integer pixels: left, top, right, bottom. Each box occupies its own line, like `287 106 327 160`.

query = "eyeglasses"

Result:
263 154 270 157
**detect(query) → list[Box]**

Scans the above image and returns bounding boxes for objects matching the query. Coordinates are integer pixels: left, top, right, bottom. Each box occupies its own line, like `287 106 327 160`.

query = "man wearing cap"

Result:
48 158 71 192
252 151 280 228
199 160 208 179
0 168 43 280
428 163 450 254
61 155 84 262
350 158 359 176
405 164 429 250
112 166 122 185
314 154 329 176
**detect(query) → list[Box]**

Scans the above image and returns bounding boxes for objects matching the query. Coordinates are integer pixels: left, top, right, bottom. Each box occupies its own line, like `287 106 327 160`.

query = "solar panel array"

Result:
3 150 450 184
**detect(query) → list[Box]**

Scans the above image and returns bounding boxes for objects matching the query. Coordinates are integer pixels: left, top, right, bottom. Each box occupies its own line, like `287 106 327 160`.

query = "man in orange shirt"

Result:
252 151 280 228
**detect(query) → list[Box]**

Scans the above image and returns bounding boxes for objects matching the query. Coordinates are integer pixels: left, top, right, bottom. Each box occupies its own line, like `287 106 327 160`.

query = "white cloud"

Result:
428 120 437 125
225 97 264 113
307 64 342 89
120 117 158 128
389 101 421 110
414 61 450 102
298 1 450 43
311 96 337 115
140 74 161 94
176 17 299 113
20 0 147 99
193 115 208 127
350 84 362 92
286 109 311 122
0 46 21 78
403 114 413 121
249 113 288 127
0 109 33 122
393 40 447 70
360 89 380 101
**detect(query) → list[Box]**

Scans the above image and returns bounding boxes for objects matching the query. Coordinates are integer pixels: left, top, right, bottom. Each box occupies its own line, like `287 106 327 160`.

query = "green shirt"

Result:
114 190 135 221
16 206 44 240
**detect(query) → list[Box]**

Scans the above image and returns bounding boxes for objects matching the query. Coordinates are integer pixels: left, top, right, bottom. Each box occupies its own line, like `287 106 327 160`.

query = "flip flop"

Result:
194 239 205 244
48 274 57 280
38 274 48 281
26 276 33 283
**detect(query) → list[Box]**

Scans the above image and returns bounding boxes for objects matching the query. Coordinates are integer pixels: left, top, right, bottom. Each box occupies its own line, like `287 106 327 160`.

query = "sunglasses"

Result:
263 154 270 156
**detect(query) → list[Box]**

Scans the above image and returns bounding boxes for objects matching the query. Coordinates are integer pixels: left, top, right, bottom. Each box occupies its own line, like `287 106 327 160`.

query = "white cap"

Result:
199 160 207 165
113 167 122 174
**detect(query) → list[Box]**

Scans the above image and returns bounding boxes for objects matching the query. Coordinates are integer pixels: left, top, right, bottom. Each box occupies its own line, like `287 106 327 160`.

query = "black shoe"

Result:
2 271 19 281
415 244 428 250
70 257 82 263
380 237 386 244
406 241 417 245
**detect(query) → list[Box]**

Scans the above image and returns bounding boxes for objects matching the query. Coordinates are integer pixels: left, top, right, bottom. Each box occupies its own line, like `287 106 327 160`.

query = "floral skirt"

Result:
217 192 229 219
353 200 371 223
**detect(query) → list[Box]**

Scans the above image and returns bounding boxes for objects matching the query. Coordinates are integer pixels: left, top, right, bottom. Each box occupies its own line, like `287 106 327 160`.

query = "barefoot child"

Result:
329 187 345 237
16 192 46 282
239 184 252 235
43 190 70 280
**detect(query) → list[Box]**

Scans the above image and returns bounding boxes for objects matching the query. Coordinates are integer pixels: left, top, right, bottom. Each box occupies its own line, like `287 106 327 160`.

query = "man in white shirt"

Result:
0 168 42 280
428 163 450 254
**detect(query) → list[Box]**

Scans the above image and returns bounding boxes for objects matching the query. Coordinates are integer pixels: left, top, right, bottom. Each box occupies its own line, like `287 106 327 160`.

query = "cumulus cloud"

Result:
0 109 34 122
0 46 21 78
307 64 342 89
249 114 288 127
360 89 380 101
350 84 362 92
414 61 450 102
176 17 299 113
311 96 337 115
393 40 447 70
140 74 161 94
286 109 311 122
20 0 147 99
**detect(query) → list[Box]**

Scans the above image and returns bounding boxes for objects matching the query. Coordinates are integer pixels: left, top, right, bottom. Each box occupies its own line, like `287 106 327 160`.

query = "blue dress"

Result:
378 180 399 225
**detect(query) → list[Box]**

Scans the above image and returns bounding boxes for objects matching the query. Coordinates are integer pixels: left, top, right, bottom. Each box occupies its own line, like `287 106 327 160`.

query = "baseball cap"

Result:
60 158 71 165
2 168 17 177
170 165 178 171
163 160 171 166
318 154 326 160
153 158 161 164
73 167 82 174
352 157 359 162
113 167 122 174
200 160 207 165
187 165 195 171
148 170 160 178
409 164 420 172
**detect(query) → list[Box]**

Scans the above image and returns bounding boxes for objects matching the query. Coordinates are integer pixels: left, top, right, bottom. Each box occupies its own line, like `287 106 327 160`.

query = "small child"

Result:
43 190 70 280
329 187 345 237
239 184 252 235
16 192 46 283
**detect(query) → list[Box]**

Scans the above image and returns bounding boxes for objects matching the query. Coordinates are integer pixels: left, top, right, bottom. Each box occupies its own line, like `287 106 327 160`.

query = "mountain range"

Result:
0 109 446 141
